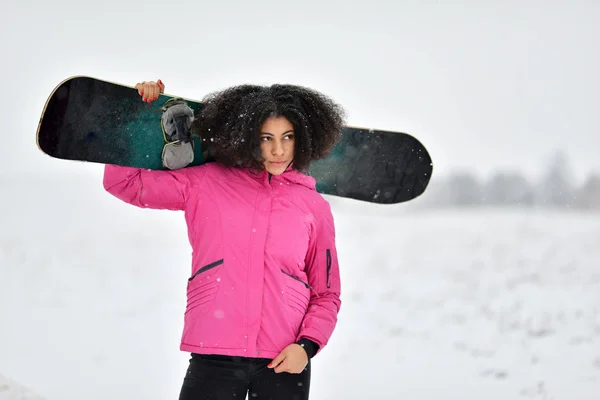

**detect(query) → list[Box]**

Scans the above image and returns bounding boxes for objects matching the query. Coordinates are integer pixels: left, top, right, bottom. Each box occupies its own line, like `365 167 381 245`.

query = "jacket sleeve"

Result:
103 164 202 210
297 201 342 356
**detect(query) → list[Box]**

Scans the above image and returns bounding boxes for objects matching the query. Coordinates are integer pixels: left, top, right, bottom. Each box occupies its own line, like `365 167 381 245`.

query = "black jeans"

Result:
178 353 311 400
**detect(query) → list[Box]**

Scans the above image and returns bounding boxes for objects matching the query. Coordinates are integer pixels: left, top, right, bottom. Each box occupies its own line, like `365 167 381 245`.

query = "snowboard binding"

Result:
160 98 195 170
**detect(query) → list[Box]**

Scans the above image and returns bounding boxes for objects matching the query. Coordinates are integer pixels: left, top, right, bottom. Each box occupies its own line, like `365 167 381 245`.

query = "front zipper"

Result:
281 269 314 291
326 249 332 289
188 259 224 282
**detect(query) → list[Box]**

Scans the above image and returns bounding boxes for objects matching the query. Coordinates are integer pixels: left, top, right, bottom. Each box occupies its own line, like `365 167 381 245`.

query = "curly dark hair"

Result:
191 84 346 172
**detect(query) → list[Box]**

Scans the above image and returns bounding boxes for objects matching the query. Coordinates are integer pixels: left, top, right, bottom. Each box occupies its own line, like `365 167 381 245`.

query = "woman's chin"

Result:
265 162 289 175
266 167 285 176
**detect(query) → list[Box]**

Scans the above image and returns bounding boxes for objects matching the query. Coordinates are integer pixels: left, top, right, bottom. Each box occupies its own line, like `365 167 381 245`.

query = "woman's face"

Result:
259 116 295 175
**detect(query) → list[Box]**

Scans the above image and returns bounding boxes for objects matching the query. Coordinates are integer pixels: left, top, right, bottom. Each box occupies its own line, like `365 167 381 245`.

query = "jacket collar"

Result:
246 161 316 191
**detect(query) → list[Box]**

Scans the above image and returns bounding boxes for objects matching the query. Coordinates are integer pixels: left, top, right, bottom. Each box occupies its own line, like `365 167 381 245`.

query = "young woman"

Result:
103 79 345 399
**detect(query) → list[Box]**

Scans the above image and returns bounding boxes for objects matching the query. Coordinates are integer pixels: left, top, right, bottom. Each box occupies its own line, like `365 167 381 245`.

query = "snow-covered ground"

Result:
0 373 45 400
1 175 599 400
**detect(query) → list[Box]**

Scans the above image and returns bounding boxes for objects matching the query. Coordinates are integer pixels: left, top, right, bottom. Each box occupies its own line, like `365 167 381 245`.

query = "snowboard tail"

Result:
37 76 207 170
37 76 433 204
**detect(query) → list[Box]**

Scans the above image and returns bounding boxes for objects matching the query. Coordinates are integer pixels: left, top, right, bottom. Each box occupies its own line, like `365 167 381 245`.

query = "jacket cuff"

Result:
296 338 320 359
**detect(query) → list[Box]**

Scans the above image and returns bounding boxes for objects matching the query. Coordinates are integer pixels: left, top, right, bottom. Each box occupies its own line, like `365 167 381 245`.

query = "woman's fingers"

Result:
146 84 155 102
147 82 157 102
136 81 162 102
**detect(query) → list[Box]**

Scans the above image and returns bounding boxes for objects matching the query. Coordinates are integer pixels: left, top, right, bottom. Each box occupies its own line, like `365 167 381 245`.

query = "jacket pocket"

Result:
281 269 311 316
188 259 224 282
186 259 224 315
281 269 313 291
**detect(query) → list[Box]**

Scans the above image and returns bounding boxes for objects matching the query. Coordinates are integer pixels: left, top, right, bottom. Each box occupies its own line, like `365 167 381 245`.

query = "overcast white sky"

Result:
2 0 599 184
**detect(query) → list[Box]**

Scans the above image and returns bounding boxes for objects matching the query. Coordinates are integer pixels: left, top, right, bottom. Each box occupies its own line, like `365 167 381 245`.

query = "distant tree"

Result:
537 150 575 207
575 173 600 210
445 171 483 206
483 171 534 206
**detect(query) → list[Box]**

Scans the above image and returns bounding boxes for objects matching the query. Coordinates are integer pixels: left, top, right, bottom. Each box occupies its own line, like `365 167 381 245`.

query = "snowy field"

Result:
1 175 599 400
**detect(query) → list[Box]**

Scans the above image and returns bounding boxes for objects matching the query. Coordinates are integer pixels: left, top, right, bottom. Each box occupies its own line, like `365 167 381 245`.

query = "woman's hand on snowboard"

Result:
135 80 165 103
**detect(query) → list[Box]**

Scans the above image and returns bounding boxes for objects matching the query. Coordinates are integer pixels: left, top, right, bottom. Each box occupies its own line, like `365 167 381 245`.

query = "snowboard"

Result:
37 76 433 205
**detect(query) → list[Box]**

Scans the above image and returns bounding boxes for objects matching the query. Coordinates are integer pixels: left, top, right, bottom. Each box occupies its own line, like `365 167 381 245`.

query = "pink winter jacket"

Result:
103 161 341 359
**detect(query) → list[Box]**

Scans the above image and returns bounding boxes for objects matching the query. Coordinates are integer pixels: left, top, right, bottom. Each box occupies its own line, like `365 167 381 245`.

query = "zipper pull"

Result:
326 249 332 289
